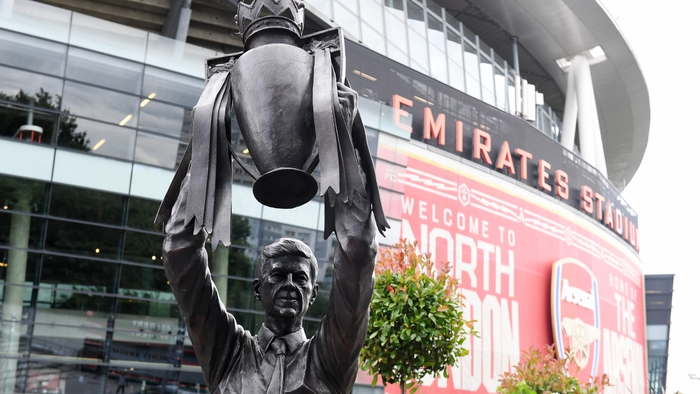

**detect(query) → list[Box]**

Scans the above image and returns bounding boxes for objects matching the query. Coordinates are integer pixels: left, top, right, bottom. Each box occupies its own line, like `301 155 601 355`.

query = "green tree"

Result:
360 239 478 394
498 345 610 394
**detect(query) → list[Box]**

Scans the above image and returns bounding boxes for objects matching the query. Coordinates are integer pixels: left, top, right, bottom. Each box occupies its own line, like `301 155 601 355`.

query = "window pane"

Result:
408 29 429 73
208 243 252 282
44 219 122 259
58 116 136 160
335 0 357 15
385 13 407 52
306 0 332 16
40 254 117 293
463 41 480 98
426 0 442 15
49 183 125 225
361 23 386 55
495 66 506 110
445 14 460 31
0 175 48 214
429 44 447 83
138 101 192 139
65 47 143 95
134 131 188 169
647 324 669 341
217 277 254 310
0 249 40 284
45 290 112 314
387 42 409 66
427 14 445 50
446 29 461 63
359 0 383 32
0 65 64 110
116 298 179 319
334 3 360 38
120 264 170 294
384 0 404 12
122 231 164 265
0 102 59 145
0 29 67 77
127 197 161 232
62 81 139 127
406 0 425 36
448 59 465 92
480 56 495 105
0 213 45 250
307 290 329 319
142 66 202 108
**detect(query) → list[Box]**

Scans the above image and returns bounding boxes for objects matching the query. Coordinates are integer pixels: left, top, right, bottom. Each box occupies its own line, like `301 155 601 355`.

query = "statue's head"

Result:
253 238 319 332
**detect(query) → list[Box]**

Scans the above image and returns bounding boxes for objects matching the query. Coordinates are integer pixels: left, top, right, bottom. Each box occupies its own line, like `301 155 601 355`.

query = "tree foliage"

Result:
498 345 610 394
360 239 478 393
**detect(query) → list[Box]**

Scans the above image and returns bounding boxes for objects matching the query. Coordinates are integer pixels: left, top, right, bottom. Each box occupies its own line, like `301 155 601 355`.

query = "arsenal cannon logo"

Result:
551 258 601 378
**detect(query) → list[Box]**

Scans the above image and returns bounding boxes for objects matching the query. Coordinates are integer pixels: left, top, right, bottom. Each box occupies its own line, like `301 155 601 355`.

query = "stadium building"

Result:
0 0 649 393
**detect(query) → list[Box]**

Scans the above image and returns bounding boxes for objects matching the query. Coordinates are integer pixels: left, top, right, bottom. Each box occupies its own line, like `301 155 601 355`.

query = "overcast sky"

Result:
600 0 700 393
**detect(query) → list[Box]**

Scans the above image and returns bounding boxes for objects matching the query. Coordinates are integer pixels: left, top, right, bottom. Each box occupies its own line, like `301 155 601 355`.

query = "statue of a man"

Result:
162 168 377 393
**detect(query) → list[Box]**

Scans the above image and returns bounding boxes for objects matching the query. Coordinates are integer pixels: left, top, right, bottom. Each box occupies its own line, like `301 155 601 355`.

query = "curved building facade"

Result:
0 0 648 393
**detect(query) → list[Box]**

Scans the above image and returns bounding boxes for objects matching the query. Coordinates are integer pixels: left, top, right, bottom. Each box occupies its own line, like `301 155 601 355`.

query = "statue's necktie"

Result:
267 338 287 394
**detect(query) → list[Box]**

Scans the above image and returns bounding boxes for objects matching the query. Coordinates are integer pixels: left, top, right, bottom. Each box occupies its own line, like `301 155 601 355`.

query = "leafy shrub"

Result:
498 345 610 394
360 239 478 394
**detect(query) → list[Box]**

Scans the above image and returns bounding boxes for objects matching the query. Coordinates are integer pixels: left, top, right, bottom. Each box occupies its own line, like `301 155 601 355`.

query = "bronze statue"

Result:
155 0 389 392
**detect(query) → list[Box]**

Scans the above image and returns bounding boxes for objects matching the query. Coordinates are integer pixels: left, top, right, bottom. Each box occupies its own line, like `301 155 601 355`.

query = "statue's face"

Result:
255 255 318 323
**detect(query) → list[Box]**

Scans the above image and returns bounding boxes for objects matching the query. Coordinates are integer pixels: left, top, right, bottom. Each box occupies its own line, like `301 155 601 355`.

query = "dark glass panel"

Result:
120 265 169 293
40 254 116 293
0 65 64 110
304 320 320 338
384 0 404 11
57 116 137 160
138 100 192 139
62 81 139 127
116 298 179 319
0 102 59 145
133 131 188 170
44 219 122 260
0 213 45 250
122 231 164 265
217 277 254 311
65 47 143 95
47 290 112 313
142 66 203 108
0 175 48 214
49 183 125 226
0 249 40 284
126 197 161 232
407 0 424 23
306 290 329 320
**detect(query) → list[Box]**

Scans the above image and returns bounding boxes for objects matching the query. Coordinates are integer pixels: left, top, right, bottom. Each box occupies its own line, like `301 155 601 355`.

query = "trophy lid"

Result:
236 0 305 43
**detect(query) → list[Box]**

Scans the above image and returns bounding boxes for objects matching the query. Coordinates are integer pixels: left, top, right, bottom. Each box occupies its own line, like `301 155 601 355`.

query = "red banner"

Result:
382 147 647 394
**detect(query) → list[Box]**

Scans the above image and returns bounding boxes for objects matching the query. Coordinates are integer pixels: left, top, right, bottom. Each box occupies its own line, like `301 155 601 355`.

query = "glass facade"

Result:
0 3 407 392
0 172 358 393
305 0 563 138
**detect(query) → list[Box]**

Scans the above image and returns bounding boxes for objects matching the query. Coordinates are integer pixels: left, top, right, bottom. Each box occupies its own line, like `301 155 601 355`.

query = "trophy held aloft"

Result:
155 0 389 248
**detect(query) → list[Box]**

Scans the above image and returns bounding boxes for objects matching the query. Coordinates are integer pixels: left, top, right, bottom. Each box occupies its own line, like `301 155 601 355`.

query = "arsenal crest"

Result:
551 258 601 378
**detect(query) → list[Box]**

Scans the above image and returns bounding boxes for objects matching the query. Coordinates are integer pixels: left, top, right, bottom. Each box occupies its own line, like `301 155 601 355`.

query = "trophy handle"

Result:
227 142 261 180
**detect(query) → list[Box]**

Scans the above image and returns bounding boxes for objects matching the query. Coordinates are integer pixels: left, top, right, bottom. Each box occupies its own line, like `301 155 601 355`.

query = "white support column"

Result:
560 62 577 151
560 54 608 178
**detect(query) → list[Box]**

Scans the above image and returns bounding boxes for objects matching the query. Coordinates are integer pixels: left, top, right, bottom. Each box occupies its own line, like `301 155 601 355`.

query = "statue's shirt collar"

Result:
257 324 308 355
